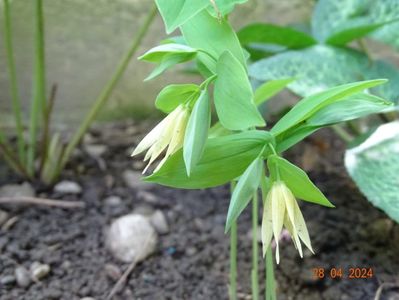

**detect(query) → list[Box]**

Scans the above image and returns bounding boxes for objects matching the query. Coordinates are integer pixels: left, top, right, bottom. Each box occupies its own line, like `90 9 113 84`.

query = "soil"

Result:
0 120 399 300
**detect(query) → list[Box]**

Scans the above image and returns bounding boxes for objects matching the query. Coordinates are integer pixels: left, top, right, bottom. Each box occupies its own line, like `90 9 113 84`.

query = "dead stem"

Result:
0 196 85 208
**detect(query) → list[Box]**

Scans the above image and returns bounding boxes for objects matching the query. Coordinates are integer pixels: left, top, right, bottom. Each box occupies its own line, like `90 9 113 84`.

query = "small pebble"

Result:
54 181 82 194
84 144 107 157
15 266 31 287
104 196 122 207
80 297 96 300
122 170 154 190
30 262 51 280
1 275 16 285
104 263 122 281
0 182 34 198
133 204 154 217
150 210 169 234
137 190 158 204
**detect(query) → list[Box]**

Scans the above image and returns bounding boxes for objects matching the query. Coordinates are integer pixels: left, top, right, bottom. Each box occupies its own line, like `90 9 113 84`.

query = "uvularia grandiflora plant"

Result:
132 1 394 298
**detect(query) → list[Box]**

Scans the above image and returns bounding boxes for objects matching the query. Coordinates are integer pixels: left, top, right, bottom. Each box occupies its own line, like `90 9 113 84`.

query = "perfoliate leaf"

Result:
345 121 399 223
156 84 200 113
267 155 334 207
145 130 274 189
238 23 316 49
183 89 211 175
254 78 295 105
270 79 387 136
155 0 209 34
225 157 264 232
214 51 265 130
180 10 246 72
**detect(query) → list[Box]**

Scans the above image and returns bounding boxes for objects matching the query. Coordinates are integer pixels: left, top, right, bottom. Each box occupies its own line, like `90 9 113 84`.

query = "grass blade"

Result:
2 0 26 162
27 0 46 176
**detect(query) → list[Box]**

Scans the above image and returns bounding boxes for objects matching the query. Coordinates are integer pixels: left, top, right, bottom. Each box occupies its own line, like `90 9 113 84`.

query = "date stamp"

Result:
312 267 373 280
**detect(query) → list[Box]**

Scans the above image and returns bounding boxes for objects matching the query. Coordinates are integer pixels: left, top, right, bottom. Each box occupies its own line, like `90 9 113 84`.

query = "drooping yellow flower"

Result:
131 104 190 173
261 181 314 264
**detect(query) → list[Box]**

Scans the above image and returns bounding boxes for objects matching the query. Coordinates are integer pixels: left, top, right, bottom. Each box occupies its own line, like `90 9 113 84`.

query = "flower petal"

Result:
261 190 273 257
272 182 286 264
293 199 314 254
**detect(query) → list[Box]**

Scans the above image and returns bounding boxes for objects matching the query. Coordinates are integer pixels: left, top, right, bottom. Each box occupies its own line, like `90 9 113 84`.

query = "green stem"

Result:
332 124 353 143
265 246 276 300
3 0 26 163
27 0 46 176
54 3 157 181
0 132 30 178
251 192 259 300
229 181 238 300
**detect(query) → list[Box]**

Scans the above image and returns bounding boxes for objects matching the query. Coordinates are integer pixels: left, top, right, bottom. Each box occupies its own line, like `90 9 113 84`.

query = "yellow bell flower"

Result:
261 181 314 264
131 104 190 173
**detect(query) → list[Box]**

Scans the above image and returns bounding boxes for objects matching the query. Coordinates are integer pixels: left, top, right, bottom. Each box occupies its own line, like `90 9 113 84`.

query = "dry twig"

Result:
0 196 85 208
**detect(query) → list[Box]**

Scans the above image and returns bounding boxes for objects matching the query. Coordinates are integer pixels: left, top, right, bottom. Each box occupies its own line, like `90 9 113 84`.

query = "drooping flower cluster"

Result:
131 104 190 173
261 181 314 264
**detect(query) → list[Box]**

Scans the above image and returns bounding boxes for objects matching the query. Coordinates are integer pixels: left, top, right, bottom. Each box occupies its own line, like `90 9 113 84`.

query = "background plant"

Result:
240 0 399 224
0 0 157 184
133 0 394 298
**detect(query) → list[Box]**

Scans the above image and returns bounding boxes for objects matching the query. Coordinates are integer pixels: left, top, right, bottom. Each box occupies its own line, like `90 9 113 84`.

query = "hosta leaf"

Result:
345 121 399 223
249 45 399 104
155 0 209 34
156 84 200 113
146 130 274 189
238 23 316 49
183 89 211 175
214 51 265 130
267 155 334 207
225 157 263 232
312 0 399 48
181 10 246 72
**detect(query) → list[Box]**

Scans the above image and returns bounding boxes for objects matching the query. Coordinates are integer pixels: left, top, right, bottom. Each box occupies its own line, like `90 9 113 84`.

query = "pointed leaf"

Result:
254 78 295 105
214 51 265 130
225 157 263 231
268 155 334 207
181 10 246 72
155 0 209 34
156 84 200 113
183 89 211 175
139 44 197 62
146 130 274 189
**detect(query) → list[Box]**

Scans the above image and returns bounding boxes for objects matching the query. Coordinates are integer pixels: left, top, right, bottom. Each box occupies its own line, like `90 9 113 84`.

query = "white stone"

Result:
54 181 82 194
84 144 107 157
104 196 122 207
122 170 154 190
106 214 157 263
15 266 31 287
30 262 50 280
0 182 35 198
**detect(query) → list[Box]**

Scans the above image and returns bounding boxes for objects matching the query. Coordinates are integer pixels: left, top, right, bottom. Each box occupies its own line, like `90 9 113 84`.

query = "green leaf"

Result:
139 44 198 80
325 19 397 46
146 130 274 189
238 23 316 49
249 45 399 103
345 121 399 223
183 89 211 175
156 84 200 113
211 0 248 16
155 0 209 34
139 44 197 62
275 126 318 153
267 155 334 207
307 93 393 126
214 51 265 130
254 78 295 105
312 0 399 48
270 79 387 136
181 10 246 72
225 157 263 232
